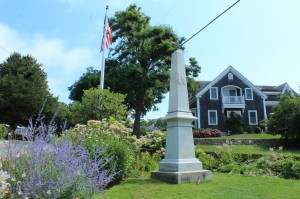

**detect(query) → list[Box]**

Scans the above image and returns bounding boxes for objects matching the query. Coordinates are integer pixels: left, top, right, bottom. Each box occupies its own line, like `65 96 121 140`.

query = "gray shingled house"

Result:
189 66 298 132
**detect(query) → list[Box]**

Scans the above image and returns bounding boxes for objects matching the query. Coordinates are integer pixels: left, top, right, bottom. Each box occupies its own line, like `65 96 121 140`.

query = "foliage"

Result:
226 112 243 134
64 117 136 185
105 4 201 137
130 152 161 178
69 87 128 124
193 128 222 138
241 147 300 179
68 66 100 101
137 130 166 157
1 118 114 198
245 126 253 134
0 52 51 130
139 118 167 135
254 126 261 134
198 145 300 179
268 94 300 145
0 124 8 139
195 147 218 170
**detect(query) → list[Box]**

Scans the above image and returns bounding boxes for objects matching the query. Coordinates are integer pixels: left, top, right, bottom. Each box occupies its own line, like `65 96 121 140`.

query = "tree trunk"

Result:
133 103 142 138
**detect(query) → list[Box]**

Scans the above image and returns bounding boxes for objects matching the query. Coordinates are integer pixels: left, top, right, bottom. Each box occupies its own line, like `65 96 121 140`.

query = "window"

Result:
210 87 218 100
228 73 233 80
245 88 253 100
227 110 241 118
208 110 218 125
229 89 236 96
248 110 258 125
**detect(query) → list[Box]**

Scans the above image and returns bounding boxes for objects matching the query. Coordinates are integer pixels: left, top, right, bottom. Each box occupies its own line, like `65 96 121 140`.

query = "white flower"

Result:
18 191 22 195
11 177 16 182
46 190 51 195
0 170 11 181
21 173 26 178
278 146 283 151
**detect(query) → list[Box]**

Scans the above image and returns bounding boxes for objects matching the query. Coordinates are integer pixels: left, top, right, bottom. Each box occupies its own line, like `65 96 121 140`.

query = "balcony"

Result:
222 96 245 110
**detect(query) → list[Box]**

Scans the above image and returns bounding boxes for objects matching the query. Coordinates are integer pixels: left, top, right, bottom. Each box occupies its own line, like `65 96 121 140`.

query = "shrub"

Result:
137 130 166 157
254 126 261 134
245 126 253 134
193 128 221 138
1 118 114 198
226 112 243 134
130 152 161 178
268 94 300 145
195 147 218 170
64 117 136 185
0 124 8 139
206 145 300 180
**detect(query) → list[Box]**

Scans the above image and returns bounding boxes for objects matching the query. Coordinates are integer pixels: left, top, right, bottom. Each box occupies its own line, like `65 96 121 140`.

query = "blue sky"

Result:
0 0 299 120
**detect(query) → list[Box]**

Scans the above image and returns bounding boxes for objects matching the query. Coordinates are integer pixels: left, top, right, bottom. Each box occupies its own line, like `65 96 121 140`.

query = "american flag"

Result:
100 15 112 52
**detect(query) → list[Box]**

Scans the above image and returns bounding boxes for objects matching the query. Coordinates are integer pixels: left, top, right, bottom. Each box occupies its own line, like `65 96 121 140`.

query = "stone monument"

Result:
151 49 211 183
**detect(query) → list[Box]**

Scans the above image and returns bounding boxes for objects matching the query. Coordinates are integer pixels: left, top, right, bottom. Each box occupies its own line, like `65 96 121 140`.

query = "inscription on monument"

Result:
176 72 186 85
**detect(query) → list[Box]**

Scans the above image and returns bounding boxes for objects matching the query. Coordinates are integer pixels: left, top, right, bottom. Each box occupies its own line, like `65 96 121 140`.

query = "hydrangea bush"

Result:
64 117 136 185
137 130 166 157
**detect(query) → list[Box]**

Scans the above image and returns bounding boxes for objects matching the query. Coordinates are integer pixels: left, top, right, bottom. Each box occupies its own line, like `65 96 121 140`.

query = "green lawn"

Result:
104 172 300 199
207 133 281 139
198 145 300 157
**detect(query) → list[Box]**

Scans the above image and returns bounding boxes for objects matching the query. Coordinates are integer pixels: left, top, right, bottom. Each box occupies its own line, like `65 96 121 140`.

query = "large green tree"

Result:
0 52 51 130
105 5 201 137
268 93 300 145
68 67 100 101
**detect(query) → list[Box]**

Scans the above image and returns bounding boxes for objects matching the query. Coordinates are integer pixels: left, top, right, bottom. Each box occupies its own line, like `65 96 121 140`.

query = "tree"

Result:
105 5 201 137
268 93 300 145
69 87 128 124
68 67 100 101
0 52 51 130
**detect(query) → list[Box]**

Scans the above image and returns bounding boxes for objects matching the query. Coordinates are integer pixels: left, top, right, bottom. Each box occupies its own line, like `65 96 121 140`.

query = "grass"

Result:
198 145 300 157
203 133 282 139
224 133 281 139
103 172 300 199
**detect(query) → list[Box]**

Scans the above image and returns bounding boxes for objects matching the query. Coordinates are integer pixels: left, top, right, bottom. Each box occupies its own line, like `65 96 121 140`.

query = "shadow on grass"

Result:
124 177 177 186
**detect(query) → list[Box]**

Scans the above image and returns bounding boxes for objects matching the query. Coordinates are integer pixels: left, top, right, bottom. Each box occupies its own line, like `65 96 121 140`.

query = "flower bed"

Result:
193 128 222 138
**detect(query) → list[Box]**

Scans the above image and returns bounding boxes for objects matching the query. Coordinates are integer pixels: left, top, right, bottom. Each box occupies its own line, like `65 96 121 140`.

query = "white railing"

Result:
222 96 245 104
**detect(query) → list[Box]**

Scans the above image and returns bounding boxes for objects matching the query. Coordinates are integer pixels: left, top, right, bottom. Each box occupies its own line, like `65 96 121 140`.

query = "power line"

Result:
159 0 181 22
181 0 241 46
0 46 11 54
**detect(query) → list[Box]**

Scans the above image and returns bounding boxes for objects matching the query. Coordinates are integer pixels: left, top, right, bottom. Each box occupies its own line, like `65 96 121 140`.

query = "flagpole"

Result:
100 6 108 89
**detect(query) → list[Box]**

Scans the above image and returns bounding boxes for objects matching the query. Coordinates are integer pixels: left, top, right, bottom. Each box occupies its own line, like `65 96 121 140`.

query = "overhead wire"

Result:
181 0 241 46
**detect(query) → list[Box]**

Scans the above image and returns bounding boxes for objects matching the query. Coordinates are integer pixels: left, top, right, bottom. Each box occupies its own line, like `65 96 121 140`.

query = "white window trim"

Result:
208 110 218 125
227 110 242 118
248 110 258 125
245 88 253 100
210 87 218 100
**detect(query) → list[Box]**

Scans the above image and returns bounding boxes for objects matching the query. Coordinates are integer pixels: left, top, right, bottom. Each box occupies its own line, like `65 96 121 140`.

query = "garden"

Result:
1 93 300 198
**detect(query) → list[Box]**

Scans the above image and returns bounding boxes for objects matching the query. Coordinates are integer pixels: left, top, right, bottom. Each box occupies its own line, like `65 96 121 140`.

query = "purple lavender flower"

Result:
6 110 115 198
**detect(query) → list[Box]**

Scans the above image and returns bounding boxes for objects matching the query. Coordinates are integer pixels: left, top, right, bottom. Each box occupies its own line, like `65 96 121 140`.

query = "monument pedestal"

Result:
151 49 211 184
151 170 211 184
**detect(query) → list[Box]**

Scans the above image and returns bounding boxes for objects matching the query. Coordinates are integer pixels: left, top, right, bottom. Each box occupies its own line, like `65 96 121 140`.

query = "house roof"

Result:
257 82 298 96
195 65 267 99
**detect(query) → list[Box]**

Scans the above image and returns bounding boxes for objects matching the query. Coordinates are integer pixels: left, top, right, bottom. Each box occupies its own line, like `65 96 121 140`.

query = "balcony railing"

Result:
222 96 245 104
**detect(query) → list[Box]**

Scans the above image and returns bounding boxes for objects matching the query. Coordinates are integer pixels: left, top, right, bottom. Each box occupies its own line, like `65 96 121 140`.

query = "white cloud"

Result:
0 23 97 104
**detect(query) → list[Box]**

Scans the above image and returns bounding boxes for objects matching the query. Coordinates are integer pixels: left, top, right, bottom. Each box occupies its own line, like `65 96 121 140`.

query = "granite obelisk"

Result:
151 49 211 183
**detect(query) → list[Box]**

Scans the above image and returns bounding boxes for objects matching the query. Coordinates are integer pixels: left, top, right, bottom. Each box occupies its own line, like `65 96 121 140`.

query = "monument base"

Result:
151 170 211 184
